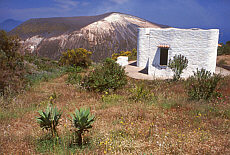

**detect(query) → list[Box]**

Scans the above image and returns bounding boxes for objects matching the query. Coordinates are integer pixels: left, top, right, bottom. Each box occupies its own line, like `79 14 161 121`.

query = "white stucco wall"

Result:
137 28 219 79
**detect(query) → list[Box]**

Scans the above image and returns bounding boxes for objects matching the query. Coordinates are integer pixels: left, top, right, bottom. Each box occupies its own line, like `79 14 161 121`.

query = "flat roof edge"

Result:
138 27 219 31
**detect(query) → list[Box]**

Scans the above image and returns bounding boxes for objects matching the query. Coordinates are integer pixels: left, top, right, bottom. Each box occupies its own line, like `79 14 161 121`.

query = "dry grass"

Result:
217 55 230 66
0 74 230 154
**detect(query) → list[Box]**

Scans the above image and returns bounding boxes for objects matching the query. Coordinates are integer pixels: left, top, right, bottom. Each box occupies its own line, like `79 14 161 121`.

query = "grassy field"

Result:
0 70 230 154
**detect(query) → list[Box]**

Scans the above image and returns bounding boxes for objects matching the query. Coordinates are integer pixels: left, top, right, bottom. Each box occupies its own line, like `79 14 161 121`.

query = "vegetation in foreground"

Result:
0 31 230 154
1 62 230 154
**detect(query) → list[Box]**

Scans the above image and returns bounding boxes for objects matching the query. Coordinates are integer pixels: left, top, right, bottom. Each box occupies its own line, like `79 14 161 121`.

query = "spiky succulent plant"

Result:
71 108 95 146
36 105 62 137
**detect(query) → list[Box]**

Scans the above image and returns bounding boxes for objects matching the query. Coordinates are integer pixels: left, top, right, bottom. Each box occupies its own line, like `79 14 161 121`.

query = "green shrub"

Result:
129 84 154 102
24 53 59 72
70 108 95 146
168 54 188 81
66 73 82 85
64 65 83 85
36 104 62 137
186 68 221 100
101 94 124 108
59 48 92 68
63 66 83 73
81 58 127 92
25 69 63 87
217 41 230 56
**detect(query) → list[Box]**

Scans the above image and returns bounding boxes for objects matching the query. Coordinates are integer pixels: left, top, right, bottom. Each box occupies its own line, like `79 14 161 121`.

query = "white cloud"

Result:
88 0 131 15
54 0 79 9
109 0 129 5
81 2 90 6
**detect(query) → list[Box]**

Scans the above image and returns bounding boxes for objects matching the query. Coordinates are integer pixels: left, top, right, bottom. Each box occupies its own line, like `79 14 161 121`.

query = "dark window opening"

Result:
160 48 168 66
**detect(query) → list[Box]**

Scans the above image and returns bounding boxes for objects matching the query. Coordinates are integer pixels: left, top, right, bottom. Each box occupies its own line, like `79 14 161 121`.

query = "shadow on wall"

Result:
138 58 149 74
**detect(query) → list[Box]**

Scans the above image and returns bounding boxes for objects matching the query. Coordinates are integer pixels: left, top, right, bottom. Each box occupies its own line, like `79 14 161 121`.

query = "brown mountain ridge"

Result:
9 12 169 61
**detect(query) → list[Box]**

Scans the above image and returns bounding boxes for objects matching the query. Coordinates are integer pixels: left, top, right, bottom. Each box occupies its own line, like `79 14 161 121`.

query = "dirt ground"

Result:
0 56 230 154
217 55 230 66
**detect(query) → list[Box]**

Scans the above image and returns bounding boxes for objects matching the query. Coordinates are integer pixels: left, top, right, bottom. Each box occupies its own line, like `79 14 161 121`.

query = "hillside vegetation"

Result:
218 41 230 56
0 32 230 154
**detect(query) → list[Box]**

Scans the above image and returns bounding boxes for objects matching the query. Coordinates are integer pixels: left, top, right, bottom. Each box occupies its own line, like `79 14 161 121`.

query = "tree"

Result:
0 30 25 95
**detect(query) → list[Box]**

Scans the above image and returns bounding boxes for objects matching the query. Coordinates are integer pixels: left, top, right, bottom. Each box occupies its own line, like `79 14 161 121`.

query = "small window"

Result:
160 48 168 66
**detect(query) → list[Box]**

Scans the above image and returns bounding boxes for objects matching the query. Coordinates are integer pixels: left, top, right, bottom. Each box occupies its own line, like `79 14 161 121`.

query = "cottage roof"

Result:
157 44 170 48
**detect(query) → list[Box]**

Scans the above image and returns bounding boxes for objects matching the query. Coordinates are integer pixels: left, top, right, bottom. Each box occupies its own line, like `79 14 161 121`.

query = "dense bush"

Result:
23 53 66 87
81 58 127 92
0 30 25 95
186 68 221 100
112 48 137 61
24 53 59 72
59 48 92 68
64 65 83 85
217 41 230 55
66 73 82 85
168 54 188 81
63 65 83 73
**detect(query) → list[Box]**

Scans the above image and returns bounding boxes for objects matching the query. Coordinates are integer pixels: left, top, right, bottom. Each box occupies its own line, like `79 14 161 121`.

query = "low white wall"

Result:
137 28 219 79
116 56 128 66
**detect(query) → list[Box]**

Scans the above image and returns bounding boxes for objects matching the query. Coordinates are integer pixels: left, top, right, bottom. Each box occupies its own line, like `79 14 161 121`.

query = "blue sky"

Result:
0 0 230 42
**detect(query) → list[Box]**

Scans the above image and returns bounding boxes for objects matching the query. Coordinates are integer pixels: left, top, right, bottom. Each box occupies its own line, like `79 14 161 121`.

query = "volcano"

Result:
9 12 169 61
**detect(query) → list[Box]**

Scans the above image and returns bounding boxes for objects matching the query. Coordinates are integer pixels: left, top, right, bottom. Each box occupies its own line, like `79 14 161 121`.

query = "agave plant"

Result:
71 108 95 146
36 105 62 137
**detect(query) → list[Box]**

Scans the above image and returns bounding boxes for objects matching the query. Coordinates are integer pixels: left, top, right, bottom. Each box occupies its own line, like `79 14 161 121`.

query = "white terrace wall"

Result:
137 28 219 79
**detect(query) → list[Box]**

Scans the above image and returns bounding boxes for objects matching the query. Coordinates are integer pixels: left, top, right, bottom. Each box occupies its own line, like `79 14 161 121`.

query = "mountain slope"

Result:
0 19 22 32
9 13 113 39
10 12 169 61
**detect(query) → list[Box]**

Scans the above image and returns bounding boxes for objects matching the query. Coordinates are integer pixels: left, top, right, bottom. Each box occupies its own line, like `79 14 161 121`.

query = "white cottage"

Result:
137 28 219 79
